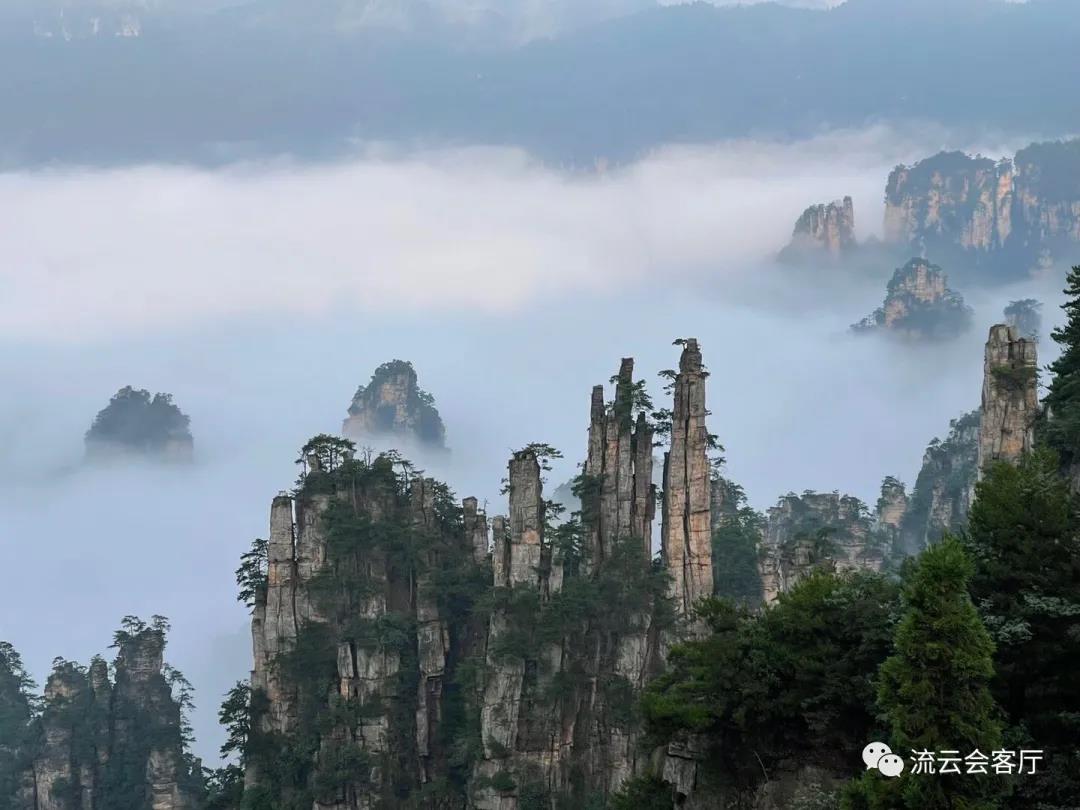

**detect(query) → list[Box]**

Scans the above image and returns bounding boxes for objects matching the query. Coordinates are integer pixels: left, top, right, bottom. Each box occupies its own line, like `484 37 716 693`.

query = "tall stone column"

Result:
661 339 714 618
978 324 1037 474
584 359 655 569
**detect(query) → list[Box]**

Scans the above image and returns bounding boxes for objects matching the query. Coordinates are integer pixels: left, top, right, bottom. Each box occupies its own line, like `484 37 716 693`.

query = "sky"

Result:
0 124 1065 761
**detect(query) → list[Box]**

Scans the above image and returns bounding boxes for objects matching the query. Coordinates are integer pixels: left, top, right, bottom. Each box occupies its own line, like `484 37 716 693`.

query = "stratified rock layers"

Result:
979 324 1038 472
662 340 714 618
884 140 1080 277
779 196 856 261
342 360 447 449
21 630 197 810
758 492 883 604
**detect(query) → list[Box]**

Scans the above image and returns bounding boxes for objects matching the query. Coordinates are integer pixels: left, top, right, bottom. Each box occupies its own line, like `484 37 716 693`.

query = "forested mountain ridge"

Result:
3 276 1080 808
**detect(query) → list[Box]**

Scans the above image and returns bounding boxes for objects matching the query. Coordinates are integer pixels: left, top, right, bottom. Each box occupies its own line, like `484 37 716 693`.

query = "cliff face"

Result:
239 341 722 809
852 258 972 339
898 411 980 555
979 324 1038 473
884 139 1080 278
16 624 198 810
778 197 855 261
757 492 883 605
342 360 447 450
661 340 714 620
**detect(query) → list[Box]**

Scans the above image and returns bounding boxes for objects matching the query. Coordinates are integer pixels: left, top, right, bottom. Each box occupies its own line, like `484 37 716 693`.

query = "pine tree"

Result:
0 642 38 810
844 537 1004 810
966 451 1080 807
1042 265 1080 467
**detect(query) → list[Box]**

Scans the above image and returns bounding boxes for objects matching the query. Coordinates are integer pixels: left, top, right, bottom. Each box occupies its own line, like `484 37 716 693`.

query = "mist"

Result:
0 126 1063 762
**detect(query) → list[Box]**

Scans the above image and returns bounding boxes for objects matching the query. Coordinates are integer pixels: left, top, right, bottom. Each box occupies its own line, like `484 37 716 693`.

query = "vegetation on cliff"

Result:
342 360 447 449
852 259 972 341
85 386 193 461
0 618 202 810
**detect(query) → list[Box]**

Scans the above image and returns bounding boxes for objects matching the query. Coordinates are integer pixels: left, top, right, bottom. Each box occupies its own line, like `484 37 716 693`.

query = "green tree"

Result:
644 571 898 792
845 537 1003 810
710 479 765 606
236 537 269 611
1042 266 1080 467
965 451 1080 807
0 642 38 810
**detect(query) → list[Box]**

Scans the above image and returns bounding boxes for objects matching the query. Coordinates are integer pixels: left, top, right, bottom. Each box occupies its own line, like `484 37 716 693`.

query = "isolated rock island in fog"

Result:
342 360 447 451
777 196 856 263
852 258 973 340
84 386 194 463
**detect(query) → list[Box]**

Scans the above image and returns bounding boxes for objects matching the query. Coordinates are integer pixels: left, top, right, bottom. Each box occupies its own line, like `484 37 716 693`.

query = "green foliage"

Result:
989 363 1037 393
644 571 898 790
296 433 356 473
203 764 245 810
0 642 38 810
900 411 979 554
1003 298 1042 340
710 478 765 606
219 681 252 759
85 386 191 453
609 774 672 810
348 359 446 446
852 259 973 340
965 450 1080 806
1042 266 1080 468
235 537 269 611
846 537 1003 810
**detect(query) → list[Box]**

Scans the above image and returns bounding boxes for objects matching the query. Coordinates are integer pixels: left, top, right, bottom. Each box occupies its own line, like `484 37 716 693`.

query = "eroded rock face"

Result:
21 630 196 810
758 492 882 604
884 139 1080 279
778 196 856 261
662 339 714 619
342 360 447 450
979 324 1038 473
852 258 972 339
898 411 980 555
584 358 655 568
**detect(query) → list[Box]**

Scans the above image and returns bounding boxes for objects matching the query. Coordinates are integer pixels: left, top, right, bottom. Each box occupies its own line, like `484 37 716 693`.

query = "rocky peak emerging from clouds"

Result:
852 258 972 340
342 359 447 450
778 196 856 262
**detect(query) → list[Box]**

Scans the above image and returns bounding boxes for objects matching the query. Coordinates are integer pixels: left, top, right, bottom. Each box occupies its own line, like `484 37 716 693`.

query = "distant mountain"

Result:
0 0 1078 165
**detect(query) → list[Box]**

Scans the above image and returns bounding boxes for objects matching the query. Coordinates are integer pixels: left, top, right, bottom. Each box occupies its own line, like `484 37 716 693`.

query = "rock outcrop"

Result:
661 339 714 620
584 358 655 568
897 411 980 555
852 258 972 339
778 197 856 262
342 360 447 450
758 492 883 604
1004 298 1042 341
239 341 725 809
15 622 198 810
884 139 1080 279
84 386 194 463
979 324 1038 473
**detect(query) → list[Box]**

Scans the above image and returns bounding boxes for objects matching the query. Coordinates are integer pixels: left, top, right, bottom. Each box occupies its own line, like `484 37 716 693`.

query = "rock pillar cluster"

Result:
584 358 655 567
757 492 881 604
978 324 1038 473
21 630 197 810
662 339 714 618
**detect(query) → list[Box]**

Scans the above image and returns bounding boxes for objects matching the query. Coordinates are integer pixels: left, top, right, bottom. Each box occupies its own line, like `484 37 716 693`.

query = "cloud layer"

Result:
0 126 1023 342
